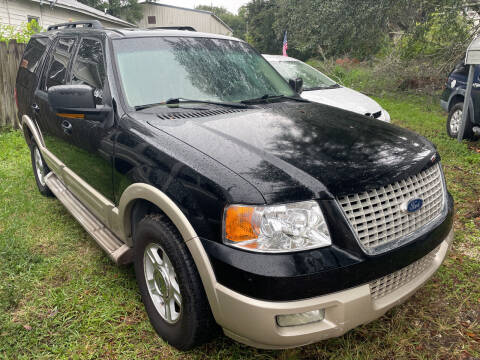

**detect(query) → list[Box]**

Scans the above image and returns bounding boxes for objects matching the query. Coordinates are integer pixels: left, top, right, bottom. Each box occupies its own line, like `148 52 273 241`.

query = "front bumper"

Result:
204 229 453 349
440 99 448 112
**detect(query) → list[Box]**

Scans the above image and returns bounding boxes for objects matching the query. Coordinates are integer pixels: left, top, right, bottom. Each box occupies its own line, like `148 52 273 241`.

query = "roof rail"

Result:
47 20 103 31
148 26 196 32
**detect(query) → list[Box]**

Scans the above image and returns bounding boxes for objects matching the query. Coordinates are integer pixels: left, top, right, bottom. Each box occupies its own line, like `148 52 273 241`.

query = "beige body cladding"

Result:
21 114 454 349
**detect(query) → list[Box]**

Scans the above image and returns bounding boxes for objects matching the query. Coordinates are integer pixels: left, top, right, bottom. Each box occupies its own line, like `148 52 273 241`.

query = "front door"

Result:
35 35 115 205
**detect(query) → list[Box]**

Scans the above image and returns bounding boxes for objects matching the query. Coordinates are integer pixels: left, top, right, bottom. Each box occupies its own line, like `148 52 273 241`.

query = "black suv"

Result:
441 62 480 139
16 21 454 350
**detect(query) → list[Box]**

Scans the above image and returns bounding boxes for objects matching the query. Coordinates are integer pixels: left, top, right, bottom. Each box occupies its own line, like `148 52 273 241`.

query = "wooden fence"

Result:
0 41 25 129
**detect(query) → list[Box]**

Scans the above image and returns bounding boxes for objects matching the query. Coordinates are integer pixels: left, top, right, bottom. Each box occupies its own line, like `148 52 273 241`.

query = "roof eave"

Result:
31 0 135 27
210 13 233 34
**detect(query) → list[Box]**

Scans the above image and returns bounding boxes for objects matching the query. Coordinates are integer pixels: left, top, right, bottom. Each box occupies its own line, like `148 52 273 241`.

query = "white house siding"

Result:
0 0 130 30
138 3 232 36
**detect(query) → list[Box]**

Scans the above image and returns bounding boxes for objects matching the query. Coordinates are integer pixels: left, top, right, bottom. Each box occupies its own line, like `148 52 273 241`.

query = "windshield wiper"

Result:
303 84 340 91
135 98 248 111
165 98 249 109
240 94 309 104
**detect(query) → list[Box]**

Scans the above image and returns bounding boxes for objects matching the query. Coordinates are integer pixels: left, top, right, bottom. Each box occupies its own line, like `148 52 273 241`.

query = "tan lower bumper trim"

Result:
215 229 453 349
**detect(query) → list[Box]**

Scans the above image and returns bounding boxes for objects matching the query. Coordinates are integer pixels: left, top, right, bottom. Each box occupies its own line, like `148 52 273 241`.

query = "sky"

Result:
158 0 249 14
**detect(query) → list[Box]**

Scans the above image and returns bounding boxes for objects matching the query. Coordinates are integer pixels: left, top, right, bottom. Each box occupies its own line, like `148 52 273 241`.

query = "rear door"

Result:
16 36 49 121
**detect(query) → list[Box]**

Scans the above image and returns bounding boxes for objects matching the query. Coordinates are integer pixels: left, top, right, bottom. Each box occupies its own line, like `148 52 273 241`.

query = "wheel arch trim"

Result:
21 115 45 148
114 183 197 246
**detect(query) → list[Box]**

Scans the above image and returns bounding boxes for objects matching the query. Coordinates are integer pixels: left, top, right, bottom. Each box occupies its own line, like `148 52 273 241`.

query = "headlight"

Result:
380 109 391 123
223 200 331 253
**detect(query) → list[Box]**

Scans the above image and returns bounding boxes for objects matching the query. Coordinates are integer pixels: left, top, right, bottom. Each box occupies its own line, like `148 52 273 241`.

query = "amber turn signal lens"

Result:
225 206 258 242
56 113 85 119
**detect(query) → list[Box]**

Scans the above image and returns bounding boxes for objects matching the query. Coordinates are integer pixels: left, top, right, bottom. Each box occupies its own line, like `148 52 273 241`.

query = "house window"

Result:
148 16 156 25
27 15 39 24
27 16 41 32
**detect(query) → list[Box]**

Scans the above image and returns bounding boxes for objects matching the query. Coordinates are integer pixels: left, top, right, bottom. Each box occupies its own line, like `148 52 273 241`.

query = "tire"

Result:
133 214 218 350
30 140 53 197
447 102 474 139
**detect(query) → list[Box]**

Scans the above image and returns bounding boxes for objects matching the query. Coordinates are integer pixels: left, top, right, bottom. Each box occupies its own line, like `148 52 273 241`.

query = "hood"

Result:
301 86 382 116
143 102 437 204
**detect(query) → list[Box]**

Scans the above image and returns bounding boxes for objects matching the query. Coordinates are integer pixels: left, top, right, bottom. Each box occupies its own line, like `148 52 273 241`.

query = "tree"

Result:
77 0 143 23
244 0 279 54
195 5 247 39
272 0 394 60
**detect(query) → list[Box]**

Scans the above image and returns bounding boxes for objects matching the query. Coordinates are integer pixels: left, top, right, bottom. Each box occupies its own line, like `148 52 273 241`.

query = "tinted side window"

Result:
71 39 105 104
17 37 48 88
45 37 76 90
70 38 106 105
21 37 48 74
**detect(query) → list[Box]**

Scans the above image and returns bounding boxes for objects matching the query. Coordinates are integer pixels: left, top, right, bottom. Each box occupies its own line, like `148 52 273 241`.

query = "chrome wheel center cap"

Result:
153 267 170 299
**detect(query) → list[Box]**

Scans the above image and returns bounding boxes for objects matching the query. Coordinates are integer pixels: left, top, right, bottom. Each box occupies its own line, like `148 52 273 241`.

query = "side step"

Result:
45 173 133 265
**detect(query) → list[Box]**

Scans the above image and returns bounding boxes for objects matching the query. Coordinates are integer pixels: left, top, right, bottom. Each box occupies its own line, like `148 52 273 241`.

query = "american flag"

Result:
282 30 288 56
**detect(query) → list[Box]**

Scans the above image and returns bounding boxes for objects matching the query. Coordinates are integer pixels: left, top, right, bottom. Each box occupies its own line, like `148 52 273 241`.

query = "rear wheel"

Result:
133 214 218 350
447 102 474 139
30 141 53 197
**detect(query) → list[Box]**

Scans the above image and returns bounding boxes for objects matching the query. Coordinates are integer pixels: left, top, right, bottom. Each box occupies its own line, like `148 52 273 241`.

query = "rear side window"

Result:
70 38 106 105
17 37 48 88
21 37 48 74
44 37 77 90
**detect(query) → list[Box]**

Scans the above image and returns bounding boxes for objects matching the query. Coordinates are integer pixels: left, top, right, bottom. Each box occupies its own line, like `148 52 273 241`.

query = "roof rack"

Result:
148 26 196 32
47 20 103 31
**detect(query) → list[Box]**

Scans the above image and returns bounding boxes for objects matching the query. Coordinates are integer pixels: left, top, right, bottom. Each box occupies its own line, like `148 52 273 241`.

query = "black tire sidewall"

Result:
133 216 205 349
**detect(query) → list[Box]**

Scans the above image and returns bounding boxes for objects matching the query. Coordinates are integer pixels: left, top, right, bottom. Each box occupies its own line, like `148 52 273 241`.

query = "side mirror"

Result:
289 78 303 94
48 85 110 121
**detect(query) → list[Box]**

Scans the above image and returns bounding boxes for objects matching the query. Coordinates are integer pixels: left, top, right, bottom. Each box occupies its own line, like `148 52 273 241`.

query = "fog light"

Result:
276 309 325 327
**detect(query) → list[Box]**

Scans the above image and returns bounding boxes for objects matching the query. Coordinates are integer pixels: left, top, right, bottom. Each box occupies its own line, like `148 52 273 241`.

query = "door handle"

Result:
61 120 72 135
31 103 40 113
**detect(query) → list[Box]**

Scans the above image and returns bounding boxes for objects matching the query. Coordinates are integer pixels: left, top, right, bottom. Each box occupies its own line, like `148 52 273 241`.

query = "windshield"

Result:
113 37 295 108
269 60 337 90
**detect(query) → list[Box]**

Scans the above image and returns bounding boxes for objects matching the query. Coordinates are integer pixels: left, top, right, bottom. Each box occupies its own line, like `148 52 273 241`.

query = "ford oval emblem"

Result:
403 198 423 213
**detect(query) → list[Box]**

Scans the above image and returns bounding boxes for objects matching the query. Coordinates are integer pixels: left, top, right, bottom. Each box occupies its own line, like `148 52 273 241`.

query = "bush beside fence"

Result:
0 41 25 129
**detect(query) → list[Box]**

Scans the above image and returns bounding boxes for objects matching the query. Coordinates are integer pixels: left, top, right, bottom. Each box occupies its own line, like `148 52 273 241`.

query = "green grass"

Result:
1 92 479 359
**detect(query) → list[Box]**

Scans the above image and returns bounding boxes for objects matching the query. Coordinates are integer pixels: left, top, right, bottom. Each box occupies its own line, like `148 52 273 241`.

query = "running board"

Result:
45 173 133 265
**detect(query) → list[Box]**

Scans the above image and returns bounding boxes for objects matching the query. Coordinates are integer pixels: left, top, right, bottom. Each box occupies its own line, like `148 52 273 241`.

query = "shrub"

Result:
0 19 41 44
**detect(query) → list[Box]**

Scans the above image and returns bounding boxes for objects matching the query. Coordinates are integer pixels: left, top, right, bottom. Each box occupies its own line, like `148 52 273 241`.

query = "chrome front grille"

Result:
337 163 445 254
369 245 440 300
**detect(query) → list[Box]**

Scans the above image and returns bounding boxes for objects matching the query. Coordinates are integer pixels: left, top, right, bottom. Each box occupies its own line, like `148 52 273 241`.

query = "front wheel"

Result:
133 214 218 350
447 102 474 139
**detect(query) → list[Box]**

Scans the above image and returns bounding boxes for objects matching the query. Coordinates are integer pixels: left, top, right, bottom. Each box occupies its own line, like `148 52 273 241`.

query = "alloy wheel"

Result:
143 243 182 324
450 109 462 135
